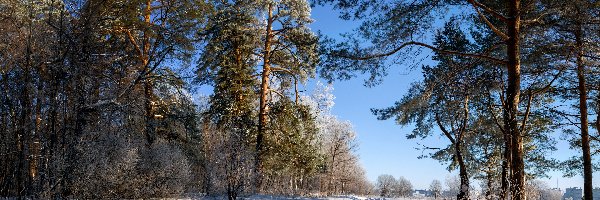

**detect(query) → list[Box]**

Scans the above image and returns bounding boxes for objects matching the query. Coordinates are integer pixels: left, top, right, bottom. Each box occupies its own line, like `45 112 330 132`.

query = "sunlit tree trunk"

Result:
142 0 154 145
256 3 274 192
505 0 525 199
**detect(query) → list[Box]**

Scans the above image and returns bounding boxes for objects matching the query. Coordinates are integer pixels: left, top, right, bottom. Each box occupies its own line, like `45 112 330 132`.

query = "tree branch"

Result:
583 54 600 60
485 88 506 134
333 41 507 65
126 29 144 59
469 1 509 40
436 113 456 144
466 0 508 22
531 68 563 96
458 96 470 142
519 93 533 133
270 66 301 104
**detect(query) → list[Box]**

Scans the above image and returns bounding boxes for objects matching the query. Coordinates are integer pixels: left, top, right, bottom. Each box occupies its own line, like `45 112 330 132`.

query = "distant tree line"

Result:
0 0 372 199
376 175 562 200
375 174 413 198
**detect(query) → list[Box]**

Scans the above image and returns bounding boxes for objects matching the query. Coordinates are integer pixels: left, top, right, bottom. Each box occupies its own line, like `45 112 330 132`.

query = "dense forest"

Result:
0 0 599 200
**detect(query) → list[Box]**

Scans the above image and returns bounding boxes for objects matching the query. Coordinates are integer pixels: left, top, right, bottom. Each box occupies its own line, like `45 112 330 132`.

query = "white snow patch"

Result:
176 194 432 200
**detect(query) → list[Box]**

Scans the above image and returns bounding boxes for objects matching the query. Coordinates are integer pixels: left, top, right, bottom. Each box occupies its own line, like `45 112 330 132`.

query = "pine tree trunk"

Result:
456 97 470 200
500 129 511 199
456 142 470 200
144 80 154 144
142 0 154 145
500 136 511 199
575 21 593 200
506 0 525 199
256 3 274 192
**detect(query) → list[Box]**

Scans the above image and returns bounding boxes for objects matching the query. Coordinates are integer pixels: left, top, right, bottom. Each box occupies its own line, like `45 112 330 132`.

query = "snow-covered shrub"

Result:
70 127 192 199
70 129 141 199
133 139 192 198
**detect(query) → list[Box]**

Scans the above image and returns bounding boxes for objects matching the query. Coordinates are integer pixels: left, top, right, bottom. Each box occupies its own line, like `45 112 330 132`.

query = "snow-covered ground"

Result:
242 195 429 200
178 194 435 200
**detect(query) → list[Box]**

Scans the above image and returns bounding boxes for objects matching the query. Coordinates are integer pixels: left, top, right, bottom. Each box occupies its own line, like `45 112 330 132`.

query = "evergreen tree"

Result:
547 1 600 199
372 20 480 199
197 0 319 193
254 0 319 190
317 0 562 198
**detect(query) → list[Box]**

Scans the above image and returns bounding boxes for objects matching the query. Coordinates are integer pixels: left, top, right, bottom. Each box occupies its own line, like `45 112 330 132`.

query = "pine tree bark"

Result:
456 97 470 200
436 96 470 200
500 132 511 199
575 21 593 200
144 79 154 144
506 0 525 199
456 142 469 200
142 0 154 145
256 3 274 192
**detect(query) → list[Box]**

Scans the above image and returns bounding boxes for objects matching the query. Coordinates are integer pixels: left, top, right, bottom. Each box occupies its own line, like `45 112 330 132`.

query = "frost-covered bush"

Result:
70 130 192 199
202 128 254 199
70 130 141 199
134 139 192 198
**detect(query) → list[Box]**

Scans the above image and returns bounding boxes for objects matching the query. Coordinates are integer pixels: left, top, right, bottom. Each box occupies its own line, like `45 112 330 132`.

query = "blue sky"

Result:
308 4 596 191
